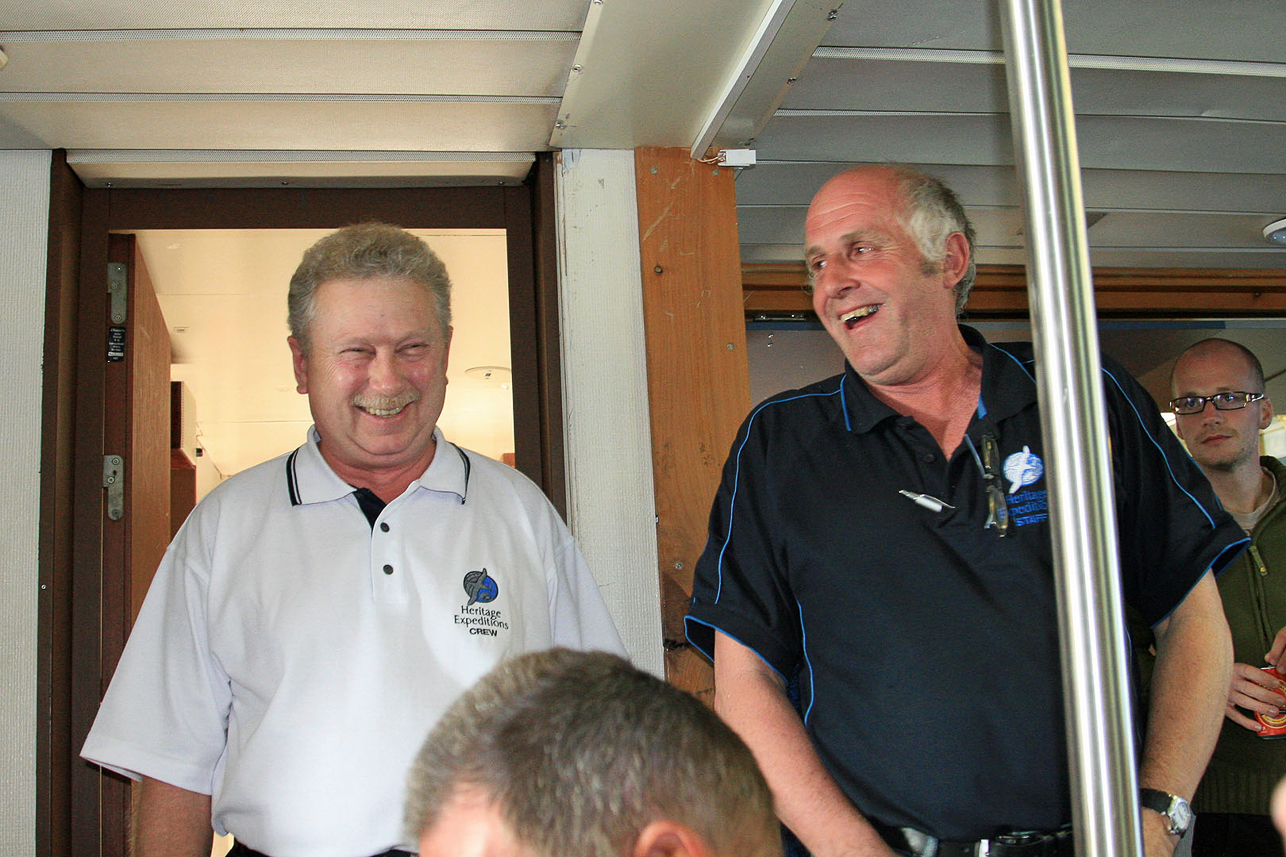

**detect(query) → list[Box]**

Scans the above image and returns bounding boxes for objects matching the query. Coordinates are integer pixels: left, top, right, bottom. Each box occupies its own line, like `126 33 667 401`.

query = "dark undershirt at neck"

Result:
351 487 386 529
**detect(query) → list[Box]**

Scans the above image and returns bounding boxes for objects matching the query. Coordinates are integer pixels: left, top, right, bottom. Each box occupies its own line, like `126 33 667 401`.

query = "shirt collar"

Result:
285 426 469 506
972 327 1039 424
839 325 1038 433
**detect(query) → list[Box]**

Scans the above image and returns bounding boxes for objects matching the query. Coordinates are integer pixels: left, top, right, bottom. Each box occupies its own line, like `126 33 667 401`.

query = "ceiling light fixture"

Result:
1264 218 1286 246
464 366 512 389
0 48 8 72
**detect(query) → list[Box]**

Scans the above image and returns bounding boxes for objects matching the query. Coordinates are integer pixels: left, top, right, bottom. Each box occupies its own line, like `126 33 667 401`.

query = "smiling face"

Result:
804 167 969 387
1171 341 1272 473
289 275 451 486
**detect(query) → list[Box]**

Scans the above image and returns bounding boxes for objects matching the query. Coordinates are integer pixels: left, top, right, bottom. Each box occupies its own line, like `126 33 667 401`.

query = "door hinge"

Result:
107 263 127 324
103 455 125 521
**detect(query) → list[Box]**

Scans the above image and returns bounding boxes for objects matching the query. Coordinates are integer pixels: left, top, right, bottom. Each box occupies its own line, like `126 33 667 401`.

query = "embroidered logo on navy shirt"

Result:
455 569 509 637
1003 446 1048 528
1003 446 1044 492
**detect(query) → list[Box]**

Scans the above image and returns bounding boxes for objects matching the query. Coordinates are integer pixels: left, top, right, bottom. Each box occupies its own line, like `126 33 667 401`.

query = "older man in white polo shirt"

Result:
81 223 625 857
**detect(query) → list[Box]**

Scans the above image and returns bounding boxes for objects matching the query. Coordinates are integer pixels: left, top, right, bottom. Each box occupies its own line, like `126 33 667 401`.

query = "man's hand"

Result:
1226 661 1286 732
1141 810 1178 857
1266 625 1286 667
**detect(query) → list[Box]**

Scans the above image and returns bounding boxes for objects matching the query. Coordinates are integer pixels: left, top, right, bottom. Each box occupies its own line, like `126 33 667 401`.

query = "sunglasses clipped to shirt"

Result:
1168 391 1264 416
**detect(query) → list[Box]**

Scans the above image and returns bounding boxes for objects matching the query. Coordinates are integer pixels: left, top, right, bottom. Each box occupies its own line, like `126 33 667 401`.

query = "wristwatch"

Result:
1140 788 1193 836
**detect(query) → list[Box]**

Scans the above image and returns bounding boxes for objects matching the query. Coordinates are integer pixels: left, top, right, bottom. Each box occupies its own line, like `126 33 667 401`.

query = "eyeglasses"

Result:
1168 391 1264 416
981 433 1009 537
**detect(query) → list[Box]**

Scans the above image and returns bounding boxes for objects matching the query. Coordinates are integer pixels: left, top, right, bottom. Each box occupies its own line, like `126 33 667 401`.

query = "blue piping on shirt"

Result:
986 341 1037 383
1149 536 1249 628
986 342 1221 530
1207 537 1251 582
682 616 789 683
1099 367 1218 529
798 601 817 724
714 384 844 603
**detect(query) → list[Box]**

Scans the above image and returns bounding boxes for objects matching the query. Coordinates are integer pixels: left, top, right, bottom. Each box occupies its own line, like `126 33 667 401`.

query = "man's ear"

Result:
1261 395 1275 431
288 335 308 395
631 820 712 857
941 231 971 290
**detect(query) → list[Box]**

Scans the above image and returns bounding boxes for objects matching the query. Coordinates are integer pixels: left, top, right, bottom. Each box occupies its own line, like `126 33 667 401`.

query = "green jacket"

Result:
1195 456 1286 815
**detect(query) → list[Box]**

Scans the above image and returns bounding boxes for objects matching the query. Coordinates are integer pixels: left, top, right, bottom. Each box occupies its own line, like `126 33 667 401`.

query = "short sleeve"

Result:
685 409 803 678
549 531 627 657
80 516 233 793
1101 357 1247 625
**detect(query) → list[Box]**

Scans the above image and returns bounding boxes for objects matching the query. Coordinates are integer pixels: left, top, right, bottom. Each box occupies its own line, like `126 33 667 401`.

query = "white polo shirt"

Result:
82 428 624 857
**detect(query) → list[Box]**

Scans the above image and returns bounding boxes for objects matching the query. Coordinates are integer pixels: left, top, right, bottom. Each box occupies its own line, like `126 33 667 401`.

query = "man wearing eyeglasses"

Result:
686 165 1245 857
1169 338 1286 857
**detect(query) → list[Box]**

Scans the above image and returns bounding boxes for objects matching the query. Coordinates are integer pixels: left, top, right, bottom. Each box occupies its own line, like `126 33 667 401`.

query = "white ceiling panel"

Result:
0 36 578 97
1 0 591 32
785 58 1286 123
67 151 534 188
753 113 1286 175
824 0 1286 63
754 114 1014 165
738 162 1286 219
1086 212 1286 250
0 99 561 150
784 57 1009 113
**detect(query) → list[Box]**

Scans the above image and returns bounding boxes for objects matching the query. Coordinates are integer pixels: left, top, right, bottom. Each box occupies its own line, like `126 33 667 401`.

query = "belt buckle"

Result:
988 829 1062 857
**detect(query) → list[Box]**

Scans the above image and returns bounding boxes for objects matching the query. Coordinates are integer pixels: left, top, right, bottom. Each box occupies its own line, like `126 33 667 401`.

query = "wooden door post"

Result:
635 147 750 699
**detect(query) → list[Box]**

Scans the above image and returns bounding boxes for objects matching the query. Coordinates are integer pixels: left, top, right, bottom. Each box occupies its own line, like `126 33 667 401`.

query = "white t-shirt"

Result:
82 428 625 856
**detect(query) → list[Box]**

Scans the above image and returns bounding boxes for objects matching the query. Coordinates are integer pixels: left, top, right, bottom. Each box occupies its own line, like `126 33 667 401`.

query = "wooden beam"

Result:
636 148 750 700
743 263 1286 317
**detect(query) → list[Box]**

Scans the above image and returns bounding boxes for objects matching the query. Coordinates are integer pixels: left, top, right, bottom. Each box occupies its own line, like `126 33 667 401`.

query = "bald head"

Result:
1171 338 1264 398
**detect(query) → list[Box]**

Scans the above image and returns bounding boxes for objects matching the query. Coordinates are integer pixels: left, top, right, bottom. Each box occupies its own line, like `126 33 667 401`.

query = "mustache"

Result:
352 391 420 411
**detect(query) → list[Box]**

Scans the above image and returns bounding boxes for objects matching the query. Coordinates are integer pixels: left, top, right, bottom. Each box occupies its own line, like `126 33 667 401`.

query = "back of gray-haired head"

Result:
288 223 452 351
404 648 781 857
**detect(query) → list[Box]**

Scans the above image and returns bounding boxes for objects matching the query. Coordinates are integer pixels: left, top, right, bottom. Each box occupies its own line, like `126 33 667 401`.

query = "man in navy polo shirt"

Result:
82 224 624 857
686 165 1244 857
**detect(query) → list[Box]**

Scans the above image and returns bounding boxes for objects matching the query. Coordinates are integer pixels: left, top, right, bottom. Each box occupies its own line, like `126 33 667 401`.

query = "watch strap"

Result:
1139 788 1191 835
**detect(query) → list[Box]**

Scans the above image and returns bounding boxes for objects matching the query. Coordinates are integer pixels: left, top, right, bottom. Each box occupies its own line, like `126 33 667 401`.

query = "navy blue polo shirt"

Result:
685 326 1246 841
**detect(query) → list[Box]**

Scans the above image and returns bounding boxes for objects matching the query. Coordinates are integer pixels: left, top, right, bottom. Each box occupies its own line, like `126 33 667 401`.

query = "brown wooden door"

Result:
106 234 172 626
81 234 173 856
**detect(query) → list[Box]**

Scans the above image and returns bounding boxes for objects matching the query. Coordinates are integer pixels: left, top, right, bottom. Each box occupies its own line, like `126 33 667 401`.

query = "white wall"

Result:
0 149 51 855
555 149 665 677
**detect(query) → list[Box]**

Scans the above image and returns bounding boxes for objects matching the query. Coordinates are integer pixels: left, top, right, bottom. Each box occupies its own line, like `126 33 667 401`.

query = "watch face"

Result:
1171 798 1193 833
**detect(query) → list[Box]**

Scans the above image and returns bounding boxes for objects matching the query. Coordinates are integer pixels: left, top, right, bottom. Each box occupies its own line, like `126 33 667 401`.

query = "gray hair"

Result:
404 649 781 857
287 223 452 350
888 165 978 314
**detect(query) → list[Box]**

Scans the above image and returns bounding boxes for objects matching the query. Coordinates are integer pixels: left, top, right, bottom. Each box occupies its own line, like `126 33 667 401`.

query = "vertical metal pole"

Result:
999 2 1142 855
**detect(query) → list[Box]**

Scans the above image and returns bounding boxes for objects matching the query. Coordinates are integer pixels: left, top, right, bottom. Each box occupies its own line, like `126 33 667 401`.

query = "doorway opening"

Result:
44 176 561 857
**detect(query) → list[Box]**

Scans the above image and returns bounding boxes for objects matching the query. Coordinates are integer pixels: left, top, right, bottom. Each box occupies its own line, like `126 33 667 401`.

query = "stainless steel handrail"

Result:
1000 1 1142 854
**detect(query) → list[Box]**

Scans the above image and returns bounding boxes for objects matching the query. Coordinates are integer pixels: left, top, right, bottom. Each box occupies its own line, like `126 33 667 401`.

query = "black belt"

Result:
873 821 1073 857
227 843 414 857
